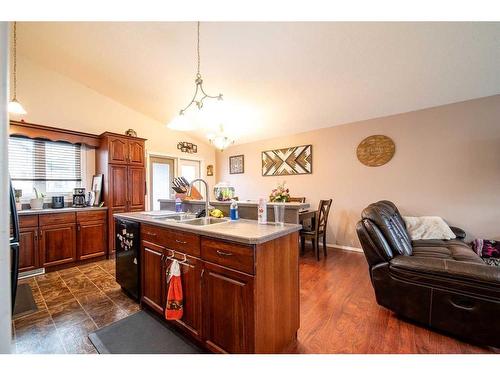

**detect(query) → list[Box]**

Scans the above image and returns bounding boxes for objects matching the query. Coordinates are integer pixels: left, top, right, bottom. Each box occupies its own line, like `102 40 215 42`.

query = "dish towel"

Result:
165 260 183 320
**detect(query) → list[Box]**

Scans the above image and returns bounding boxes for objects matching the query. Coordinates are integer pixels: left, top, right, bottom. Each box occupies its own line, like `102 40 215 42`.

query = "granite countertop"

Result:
18 206 108 216
114 211 301 245
158 198 309 209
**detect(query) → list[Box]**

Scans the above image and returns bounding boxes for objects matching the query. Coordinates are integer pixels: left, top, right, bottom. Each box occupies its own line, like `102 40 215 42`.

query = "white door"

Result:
149 156 175 210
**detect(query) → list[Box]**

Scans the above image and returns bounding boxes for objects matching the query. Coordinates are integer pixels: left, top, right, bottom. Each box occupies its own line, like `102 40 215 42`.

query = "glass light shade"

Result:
167 113 197 131
208 134 234 151
8 99 27 115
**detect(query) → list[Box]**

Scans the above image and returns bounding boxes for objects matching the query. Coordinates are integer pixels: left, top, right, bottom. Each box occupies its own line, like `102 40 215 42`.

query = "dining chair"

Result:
299 199 333 260
288 197 306 203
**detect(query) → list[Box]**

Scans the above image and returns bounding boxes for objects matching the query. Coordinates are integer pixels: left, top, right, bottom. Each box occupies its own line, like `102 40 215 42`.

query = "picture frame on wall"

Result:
91 174 103 206
229 155 245 174
206 164 214 176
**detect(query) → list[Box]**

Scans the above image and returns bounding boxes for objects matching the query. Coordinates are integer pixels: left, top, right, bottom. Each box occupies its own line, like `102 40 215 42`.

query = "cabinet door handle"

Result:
145 231 157 237
77 225 81 232
216 250 233 257
175 240 187 244
39 230 43 238
34 230 38 240
200 269 205 279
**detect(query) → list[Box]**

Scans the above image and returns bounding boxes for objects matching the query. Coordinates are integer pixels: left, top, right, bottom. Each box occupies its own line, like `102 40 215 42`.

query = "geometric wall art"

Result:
261 145 312 176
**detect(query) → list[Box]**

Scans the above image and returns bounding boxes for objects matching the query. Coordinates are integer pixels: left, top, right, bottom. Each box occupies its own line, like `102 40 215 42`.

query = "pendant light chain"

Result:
12 21 17 100
196 21 201 78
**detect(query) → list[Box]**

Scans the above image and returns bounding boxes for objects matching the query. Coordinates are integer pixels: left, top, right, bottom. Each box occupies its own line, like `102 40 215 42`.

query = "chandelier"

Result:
8 21 27 115
168 22 223 131
207 124 234 152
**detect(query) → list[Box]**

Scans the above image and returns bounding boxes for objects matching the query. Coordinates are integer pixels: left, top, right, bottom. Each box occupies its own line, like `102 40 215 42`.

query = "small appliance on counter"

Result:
52 196 65 209
72 188 86 208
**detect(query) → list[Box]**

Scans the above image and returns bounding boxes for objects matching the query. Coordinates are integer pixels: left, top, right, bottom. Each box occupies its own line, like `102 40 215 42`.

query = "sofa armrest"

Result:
390 256 500 286
449 226 466 240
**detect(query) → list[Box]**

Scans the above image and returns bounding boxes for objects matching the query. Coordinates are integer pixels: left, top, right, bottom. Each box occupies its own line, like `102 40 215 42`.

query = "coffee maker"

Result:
72 188 86 208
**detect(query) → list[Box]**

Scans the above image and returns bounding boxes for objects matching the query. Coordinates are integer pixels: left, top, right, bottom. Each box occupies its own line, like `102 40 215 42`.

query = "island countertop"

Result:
113 211 301 245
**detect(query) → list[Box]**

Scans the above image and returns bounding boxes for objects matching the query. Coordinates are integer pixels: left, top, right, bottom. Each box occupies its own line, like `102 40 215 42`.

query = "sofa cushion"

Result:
412 240 483 264
362 200 413 256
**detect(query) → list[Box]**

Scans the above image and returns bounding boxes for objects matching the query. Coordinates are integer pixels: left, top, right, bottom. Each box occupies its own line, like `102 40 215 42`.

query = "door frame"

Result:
146 152 207 210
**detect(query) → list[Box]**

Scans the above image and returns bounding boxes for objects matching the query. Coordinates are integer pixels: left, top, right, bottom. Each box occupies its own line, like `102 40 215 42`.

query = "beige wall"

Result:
10 56 217 204
217 95 500 248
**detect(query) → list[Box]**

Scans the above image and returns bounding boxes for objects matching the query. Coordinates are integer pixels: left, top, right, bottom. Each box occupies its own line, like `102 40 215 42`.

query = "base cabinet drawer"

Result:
201 238 255 275
39 212 75 226
141 224 200 257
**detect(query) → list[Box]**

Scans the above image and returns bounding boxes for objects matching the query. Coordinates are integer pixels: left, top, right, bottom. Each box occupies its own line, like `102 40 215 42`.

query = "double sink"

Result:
144 212 229 226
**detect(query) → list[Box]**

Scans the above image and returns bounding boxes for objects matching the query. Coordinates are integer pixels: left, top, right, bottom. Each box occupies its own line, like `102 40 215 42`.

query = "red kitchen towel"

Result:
165 260 183 320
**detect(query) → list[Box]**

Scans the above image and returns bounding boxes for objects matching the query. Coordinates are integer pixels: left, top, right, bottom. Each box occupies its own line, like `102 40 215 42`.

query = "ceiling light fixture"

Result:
168 22 222 131
8 22 27 116
207 124 234 152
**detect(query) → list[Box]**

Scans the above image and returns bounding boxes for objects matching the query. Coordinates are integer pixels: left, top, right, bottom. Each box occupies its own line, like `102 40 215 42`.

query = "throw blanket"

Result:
471 239 500 266
403 216 456 240
165 260 183 320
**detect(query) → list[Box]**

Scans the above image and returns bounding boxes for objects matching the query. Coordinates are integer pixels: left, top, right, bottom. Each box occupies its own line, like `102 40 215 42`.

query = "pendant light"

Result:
8 22 27 115
207 124 234 152
168 22 223 131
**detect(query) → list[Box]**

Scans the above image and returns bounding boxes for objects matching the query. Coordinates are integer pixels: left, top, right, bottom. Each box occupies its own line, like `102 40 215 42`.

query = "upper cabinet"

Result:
108 136 128 164
105 134 145 166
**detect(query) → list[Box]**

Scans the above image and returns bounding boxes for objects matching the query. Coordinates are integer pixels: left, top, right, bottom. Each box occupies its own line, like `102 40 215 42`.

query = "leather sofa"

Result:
356 200 500 348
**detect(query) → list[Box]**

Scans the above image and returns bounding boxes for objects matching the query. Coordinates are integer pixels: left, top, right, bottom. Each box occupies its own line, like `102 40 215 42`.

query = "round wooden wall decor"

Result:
356 135 395 167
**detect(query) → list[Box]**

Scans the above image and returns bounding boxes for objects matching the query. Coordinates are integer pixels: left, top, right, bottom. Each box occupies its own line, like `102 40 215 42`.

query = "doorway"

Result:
149 156 175 211
179 158 202 197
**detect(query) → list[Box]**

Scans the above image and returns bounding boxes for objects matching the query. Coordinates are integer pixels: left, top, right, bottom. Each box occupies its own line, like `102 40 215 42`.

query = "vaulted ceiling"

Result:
17 22 500 144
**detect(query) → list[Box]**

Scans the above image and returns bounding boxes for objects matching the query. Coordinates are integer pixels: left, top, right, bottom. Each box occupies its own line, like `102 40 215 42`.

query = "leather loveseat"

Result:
356 200 500 348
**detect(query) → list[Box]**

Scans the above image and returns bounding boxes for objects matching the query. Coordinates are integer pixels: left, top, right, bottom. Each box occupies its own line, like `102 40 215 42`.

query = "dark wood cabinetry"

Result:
97 132 146 254
138 223 299 354
18 210 108 273
40 224 76 267
202 262 254 353
19 227 39 272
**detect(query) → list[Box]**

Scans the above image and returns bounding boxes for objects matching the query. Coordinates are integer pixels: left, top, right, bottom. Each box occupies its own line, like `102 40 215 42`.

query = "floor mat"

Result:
13 284 38 319
88 310 206 354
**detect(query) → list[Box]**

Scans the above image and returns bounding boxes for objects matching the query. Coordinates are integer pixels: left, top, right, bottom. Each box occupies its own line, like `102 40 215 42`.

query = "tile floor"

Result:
12 258 140 354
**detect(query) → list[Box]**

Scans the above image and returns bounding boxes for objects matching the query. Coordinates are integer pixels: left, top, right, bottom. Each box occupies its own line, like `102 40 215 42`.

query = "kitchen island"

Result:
114 211 301 354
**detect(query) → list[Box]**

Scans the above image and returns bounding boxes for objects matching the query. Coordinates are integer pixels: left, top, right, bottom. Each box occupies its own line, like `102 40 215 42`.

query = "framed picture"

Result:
229 155 244 174
206 164 214 176
262 144 312 176
91 174 103 206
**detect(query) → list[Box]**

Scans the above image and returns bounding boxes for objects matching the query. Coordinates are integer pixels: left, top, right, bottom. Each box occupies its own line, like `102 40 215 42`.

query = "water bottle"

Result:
230 200 239 220
175 197 182 213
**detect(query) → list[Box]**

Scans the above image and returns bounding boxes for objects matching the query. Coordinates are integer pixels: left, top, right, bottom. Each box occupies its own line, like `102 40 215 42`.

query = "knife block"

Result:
175 185 203 201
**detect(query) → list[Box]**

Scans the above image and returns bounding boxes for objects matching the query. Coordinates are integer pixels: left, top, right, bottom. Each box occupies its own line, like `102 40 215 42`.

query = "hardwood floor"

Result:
288 247 498 354
11 248 498 354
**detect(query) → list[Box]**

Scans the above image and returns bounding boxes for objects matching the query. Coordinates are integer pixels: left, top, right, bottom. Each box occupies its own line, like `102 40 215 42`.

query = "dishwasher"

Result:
115 218 140 301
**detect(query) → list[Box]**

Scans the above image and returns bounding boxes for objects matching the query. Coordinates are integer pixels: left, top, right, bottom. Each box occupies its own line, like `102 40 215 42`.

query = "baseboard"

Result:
326 243 363 253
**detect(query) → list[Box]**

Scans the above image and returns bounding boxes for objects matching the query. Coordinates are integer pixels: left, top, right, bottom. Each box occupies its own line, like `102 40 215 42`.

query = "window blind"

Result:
9 136 82 182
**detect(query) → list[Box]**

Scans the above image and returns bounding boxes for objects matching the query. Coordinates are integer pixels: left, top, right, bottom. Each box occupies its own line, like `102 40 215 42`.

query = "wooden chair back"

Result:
289 197 306 203
317 199 332 234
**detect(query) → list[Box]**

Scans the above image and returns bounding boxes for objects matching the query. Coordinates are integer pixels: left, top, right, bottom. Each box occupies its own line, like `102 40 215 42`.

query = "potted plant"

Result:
14 189 22 211
269 181 290 202
29 188 45 210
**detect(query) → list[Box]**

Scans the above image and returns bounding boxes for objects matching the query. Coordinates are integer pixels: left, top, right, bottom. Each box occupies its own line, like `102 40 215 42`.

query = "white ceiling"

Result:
17 22 500 144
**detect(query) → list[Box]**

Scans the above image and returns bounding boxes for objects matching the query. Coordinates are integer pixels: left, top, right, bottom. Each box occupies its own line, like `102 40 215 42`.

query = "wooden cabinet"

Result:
18 210 108 273
167 254 202 341
40 223 77 267
97 132 146 254
141 240 165 315
202 262 254 353
128 166 145 210
128 140 145 166
137 222 299 354
77 221 107 260
19 227 39 272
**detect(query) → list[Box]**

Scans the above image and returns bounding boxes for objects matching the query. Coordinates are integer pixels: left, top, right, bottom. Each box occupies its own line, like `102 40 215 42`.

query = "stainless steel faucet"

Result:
188 178 210 218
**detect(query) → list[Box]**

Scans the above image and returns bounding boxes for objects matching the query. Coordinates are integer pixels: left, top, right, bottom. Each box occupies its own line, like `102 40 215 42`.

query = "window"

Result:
9 136 82 198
